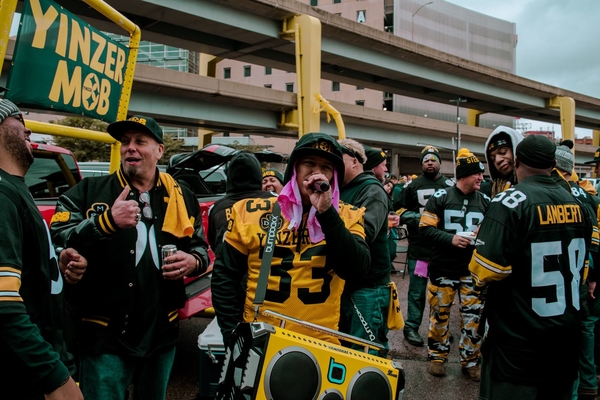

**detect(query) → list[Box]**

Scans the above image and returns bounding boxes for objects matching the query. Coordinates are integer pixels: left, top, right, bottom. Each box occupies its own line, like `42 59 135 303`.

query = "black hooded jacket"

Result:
207 152 273 254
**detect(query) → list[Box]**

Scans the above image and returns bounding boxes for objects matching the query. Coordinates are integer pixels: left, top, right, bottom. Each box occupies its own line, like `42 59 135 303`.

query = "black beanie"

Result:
421 145 441 164
363 146 387 170
263 168 284 183
486 132 512 154
516 135 556 169
455 148 485 179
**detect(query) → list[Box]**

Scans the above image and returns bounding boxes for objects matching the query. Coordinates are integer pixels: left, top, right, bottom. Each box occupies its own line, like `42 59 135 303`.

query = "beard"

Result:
423 170 438 179
422 165 440 179
123 163 139 180
3 125 33 171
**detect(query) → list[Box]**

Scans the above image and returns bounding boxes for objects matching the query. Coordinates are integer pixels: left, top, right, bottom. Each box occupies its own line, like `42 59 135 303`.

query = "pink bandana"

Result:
277 169 340 243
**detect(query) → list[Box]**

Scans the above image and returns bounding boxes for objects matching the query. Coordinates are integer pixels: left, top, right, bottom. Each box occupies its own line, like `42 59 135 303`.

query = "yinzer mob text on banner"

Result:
6 0 129 122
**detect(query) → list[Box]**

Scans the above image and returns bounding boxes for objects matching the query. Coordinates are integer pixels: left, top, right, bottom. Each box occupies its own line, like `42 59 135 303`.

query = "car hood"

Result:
167 144 288 173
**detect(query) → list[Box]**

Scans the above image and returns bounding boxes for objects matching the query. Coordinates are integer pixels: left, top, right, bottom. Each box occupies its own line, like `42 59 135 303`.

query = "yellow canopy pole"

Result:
25 120 114 143
83 0 140 172
315 94 346 139
0 0 18 73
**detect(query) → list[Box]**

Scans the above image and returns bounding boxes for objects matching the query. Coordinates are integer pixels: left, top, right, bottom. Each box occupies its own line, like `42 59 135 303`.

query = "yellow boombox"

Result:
215 310 405 400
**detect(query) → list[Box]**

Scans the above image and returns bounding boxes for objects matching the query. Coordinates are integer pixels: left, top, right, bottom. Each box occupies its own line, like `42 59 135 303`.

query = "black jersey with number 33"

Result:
469 175 592 385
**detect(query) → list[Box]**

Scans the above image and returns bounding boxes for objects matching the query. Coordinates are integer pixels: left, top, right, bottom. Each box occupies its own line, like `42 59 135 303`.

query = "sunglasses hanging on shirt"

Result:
139 192 153 220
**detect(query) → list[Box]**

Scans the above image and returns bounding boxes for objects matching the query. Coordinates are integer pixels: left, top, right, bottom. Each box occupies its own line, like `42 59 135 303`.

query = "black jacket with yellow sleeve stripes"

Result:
50 168 209 350
419 185 489 279
212 196 370 345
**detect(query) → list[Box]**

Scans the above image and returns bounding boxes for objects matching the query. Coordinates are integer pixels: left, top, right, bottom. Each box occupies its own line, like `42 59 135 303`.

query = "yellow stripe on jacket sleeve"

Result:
591 225 599 249
98 210 117 235
419 211 438 228
0 266 22 302
469 250 512 287
168 310 179 322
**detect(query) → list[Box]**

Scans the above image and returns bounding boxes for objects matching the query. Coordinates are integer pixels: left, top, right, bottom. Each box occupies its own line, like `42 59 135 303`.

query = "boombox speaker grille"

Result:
264 346 321 400
347 367 392 400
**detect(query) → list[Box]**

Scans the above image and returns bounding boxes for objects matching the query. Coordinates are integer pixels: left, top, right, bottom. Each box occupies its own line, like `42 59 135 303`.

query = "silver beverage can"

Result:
162 244 177 265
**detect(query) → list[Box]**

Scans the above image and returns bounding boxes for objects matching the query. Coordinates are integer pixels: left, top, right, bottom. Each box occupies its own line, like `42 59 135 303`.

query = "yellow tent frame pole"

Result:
83 0 140 172
315 94 346 139
25 120 114 143
0 0 17 73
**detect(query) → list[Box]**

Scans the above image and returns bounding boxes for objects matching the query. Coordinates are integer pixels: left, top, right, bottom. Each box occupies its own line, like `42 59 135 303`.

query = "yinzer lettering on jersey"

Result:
537 204 582 225
257 228 311 247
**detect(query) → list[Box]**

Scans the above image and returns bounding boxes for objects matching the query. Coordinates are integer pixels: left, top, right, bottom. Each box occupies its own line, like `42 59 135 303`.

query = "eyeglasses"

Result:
139 192 153 220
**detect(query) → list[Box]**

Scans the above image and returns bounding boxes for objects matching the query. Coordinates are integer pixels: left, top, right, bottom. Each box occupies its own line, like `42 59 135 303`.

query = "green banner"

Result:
6 0 129 122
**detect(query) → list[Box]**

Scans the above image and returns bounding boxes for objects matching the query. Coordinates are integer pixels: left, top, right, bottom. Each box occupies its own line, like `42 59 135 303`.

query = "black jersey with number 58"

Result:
469 175 592 385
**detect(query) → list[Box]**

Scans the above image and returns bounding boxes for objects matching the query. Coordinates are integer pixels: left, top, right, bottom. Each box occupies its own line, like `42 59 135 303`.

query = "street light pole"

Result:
449 97 466 179
411 1 433 42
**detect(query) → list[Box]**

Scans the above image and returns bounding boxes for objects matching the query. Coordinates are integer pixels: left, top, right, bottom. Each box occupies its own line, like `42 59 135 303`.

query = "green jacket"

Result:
0 170 71 396
340 171 391 290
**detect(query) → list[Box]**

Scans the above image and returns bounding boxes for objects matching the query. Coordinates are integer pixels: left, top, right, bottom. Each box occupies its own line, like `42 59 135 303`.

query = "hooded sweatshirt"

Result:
208 152 273 253
481 126 523 197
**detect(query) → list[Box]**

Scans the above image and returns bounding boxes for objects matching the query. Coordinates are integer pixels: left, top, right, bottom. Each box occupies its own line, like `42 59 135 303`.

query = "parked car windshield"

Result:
25 147 80 199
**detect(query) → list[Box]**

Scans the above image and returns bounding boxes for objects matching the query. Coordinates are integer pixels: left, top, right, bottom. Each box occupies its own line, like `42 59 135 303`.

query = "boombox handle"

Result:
262 309 385 354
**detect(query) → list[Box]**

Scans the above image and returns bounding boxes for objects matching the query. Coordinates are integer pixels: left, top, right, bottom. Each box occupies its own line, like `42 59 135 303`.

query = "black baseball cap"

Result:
584 147 600 165
107 115 164 144
284 133 345 184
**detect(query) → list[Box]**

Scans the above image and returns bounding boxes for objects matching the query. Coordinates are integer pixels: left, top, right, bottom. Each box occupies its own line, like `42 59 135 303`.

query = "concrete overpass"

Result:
7 0 600 168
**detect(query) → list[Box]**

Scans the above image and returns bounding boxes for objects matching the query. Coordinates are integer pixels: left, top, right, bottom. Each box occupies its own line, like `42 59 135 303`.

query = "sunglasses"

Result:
341 146 364 163
461 199 468 214
139 192 153 220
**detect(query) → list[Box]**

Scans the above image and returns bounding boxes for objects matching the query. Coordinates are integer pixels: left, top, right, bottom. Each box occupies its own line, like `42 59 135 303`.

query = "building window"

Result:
244 65 251 77
334 0 341 3
310 0 317 5
265 67 272 75
356 86 364 90
264 84 272 89
356 100 365 106
356 10 366 23
223 67 231 79
286 83 294 92
332 81 340 92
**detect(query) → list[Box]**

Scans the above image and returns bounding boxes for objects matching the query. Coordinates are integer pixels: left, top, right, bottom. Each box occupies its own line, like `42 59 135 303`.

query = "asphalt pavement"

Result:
166 237 480 400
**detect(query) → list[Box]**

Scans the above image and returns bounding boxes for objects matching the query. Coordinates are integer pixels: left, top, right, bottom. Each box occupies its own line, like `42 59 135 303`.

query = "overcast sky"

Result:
446 0 600 137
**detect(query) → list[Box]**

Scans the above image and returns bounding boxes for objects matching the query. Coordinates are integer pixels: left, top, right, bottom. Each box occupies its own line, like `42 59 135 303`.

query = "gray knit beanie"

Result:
555 145 574 173
0 99 22 124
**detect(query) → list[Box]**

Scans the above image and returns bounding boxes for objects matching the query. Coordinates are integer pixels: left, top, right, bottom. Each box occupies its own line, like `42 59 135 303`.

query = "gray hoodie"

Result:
481 126 523 196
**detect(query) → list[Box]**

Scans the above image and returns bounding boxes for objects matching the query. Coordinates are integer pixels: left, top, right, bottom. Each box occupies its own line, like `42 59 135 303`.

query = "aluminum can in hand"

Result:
162 244 177 265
